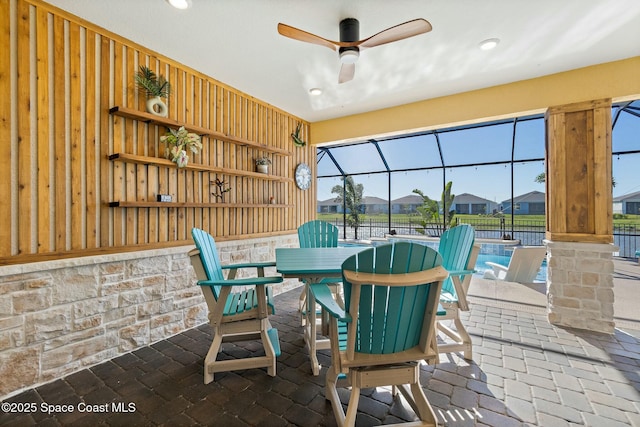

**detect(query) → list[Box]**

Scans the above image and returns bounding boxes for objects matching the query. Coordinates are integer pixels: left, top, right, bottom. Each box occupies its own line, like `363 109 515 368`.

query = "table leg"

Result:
306 284 320 375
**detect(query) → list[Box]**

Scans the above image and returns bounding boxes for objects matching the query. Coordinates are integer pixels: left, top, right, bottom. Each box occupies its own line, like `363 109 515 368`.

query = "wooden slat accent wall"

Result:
1 0 315 265
545 98 613 243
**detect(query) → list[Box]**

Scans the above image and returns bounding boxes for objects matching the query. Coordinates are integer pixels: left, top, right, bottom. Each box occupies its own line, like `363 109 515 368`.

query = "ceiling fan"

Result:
277 18 432 84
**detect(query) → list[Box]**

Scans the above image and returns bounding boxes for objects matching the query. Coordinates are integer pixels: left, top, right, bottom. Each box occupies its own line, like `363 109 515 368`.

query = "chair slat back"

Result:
438 224 475 295
341 242 443 355
504 246 547 282
298 220 339 248
191 228 225 300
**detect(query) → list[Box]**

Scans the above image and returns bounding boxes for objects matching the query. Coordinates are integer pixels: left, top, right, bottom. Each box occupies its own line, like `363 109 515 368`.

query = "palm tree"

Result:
413 181 456 236
331 176 364 239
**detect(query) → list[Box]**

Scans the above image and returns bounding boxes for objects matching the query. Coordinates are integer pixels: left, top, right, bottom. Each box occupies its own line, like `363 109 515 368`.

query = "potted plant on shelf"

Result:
255 156 271 174
135 65 171 117
160 126 202 168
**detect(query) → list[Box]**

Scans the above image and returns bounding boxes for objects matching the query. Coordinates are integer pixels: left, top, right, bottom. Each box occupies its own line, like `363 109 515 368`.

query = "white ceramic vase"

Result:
257 164 269 174
146 96 168 117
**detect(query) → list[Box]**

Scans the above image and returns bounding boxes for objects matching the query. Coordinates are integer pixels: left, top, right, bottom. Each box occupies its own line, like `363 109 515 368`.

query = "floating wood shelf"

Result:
108 153 293 182
109 106 292 156
108 201 293 208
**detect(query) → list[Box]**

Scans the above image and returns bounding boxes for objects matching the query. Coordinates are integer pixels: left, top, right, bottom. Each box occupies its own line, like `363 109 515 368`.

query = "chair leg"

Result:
261 322 277 377
408 382 438 425
343 384 361 427
436 316 473 361
204 330 223 384
325 365 346 426
453 317 472 360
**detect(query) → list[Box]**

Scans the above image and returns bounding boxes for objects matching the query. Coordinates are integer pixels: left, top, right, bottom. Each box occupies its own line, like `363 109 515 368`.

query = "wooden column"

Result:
545 98 613 243
544 98 617 334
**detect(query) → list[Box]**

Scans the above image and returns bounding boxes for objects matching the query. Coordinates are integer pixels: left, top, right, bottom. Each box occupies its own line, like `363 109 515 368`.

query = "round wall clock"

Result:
295 163 312 190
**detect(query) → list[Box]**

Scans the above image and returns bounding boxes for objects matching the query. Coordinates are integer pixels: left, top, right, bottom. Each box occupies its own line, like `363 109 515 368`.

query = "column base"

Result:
544 240 618 334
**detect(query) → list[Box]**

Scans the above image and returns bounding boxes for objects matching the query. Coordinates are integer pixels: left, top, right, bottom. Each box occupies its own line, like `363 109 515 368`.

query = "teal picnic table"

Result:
275 246 365 375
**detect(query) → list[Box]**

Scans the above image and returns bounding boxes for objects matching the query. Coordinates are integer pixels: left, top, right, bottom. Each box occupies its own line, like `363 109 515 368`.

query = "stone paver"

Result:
1 286 639 426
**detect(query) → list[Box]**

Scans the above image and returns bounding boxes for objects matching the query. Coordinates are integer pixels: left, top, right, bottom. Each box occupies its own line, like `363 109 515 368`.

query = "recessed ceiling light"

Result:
479 38 500 50
166 0 190 10
309 88 322 96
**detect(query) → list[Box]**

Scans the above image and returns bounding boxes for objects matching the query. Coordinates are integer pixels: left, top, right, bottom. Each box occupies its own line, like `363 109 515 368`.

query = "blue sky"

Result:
317 106 640 204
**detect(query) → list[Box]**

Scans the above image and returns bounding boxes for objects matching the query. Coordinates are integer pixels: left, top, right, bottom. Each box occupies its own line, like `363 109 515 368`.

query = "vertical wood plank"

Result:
124 45 136 244
36 7 51 253
0 0 12 255
112 41 125 246
98 35 111 247
17 0 32 254
69 21 84 249
85 29 97 248
593 106 613 236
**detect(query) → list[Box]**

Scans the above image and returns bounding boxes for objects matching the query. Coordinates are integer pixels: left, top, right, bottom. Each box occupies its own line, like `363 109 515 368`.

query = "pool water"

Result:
475 254 547 282
338 241 547 282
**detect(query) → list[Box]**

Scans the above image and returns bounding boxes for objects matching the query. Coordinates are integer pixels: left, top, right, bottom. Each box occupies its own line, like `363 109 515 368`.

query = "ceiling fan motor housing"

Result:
339 18 360 62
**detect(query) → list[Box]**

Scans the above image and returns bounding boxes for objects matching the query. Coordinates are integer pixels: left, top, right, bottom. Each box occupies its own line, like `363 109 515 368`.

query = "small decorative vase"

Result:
257 164 269 174
146 96 168 117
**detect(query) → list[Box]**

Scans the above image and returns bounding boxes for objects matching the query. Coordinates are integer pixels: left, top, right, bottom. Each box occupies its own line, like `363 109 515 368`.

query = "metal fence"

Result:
326 217 640 258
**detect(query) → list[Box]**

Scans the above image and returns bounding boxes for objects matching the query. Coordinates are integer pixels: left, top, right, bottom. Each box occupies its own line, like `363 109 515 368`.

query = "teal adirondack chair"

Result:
189 228 282 383
436 224 478 360
298 219 339 248
312 242 447 427
297 220 341 324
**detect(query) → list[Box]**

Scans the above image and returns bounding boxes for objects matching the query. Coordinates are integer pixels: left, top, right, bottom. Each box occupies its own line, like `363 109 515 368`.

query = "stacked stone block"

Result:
545 240 618 334
0 234 299 398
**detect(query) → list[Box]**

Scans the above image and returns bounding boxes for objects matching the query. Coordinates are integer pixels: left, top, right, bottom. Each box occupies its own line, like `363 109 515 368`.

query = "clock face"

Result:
295 163 312 190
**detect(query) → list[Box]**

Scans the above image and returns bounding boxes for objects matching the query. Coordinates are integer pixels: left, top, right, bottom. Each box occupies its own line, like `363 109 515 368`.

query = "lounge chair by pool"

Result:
484 246 547 284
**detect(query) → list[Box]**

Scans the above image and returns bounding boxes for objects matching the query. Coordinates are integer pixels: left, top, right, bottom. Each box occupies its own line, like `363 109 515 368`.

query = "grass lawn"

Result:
317 212 640 227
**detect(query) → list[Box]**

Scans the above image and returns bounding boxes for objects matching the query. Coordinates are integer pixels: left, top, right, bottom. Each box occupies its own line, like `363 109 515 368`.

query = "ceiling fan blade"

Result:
277 23 339 51
358 19 432 49
338 63 355 84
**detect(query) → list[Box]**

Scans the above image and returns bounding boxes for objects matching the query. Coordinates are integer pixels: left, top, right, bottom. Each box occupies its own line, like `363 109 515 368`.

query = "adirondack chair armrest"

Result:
197 276 283 287
448 268 475 277
222 261 277 270
309 284 351 322
485 262 508 273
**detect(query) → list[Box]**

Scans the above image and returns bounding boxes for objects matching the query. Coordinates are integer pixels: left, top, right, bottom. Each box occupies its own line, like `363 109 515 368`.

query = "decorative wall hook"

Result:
291 122 306 147
211 178 231 202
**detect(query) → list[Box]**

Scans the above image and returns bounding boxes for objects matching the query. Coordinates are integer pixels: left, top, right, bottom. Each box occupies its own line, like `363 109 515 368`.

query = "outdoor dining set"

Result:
188 220 479 427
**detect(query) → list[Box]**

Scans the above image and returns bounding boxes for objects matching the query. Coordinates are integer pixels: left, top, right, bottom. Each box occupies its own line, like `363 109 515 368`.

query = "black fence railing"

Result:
325 217 640 258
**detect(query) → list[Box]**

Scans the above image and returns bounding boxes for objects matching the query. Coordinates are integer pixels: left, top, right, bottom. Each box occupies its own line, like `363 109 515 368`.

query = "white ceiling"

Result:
46 0 640 123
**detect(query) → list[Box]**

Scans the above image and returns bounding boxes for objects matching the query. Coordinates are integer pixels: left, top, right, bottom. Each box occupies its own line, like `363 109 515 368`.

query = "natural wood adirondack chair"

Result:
436 224 478 360
312 242 448 427
297 220 341 324
189 228 282 384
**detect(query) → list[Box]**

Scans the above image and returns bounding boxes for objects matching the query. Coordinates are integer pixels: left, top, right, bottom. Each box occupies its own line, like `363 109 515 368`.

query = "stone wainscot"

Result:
0 235 300 399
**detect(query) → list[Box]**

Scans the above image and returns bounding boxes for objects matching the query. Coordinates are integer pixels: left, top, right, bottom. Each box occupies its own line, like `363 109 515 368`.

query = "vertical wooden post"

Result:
545 98 613 243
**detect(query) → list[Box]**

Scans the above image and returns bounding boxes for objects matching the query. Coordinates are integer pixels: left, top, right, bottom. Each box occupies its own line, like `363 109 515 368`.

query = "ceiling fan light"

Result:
339 50 359 64
166 0 191 10
479 38 499 50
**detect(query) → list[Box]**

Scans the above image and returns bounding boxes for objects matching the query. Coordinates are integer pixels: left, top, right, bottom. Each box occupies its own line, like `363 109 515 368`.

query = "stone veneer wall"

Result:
0 234 300 399
545 240 618 334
